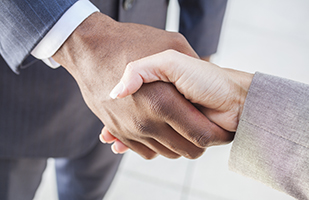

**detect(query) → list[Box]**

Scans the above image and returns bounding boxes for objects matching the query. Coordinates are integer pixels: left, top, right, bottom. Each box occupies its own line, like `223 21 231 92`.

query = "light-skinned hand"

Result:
101 50 253 154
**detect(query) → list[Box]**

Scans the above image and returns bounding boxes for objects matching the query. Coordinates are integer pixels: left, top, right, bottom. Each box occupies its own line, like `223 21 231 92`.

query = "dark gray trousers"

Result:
0 141 122 200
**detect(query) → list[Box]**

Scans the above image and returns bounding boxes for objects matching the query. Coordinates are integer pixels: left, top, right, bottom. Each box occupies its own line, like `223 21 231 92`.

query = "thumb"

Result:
109 65 144 99
109 51 176 99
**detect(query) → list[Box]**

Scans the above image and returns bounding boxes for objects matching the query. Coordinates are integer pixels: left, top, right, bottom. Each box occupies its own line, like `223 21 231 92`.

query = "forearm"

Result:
230 72 309 199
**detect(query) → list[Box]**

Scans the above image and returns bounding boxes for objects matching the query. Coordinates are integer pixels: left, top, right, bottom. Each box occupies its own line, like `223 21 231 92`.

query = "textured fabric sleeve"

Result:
178 0 227 57
0 0 78 73
229 72 309 199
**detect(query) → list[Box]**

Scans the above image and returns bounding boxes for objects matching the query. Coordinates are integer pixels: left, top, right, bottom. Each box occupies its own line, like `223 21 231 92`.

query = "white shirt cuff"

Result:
31 0 99 68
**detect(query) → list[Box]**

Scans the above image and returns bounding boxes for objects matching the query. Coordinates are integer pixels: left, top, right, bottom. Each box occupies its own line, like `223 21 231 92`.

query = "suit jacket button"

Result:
123 0 135 11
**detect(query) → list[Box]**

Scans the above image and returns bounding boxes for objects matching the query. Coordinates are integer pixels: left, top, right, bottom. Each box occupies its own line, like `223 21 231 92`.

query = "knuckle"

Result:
144 83 175 118
132 82 178 119
142 152 157 160
164 49 179 57
168 32 188 49
126 61 135 73
132 117 157 136
194 132 215 148
148 98 169 117
185 148 205 160
166 154 181 159
170 32 186 44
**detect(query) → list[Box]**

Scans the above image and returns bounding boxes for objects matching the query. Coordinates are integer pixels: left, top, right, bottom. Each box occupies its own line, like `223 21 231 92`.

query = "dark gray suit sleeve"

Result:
0 0 78 73
178 0 227 57
230 72 309 199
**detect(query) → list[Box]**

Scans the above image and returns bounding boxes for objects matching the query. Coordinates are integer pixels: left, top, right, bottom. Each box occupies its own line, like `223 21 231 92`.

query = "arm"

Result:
2 0 224 159
52 13 230 160
230 73 309 199
103 50 309 198
0 0 78 73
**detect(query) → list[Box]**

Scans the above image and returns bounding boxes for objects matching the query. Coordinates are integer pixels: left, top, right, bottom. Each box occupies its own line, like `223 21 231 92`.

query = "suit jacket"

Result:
0 0 226 158
230 72 309 199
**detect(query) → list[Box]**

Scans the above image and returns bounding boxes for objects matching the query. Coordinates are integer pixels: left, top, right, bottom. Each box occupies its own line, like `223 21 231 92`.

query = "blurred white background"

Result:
34 0 309 199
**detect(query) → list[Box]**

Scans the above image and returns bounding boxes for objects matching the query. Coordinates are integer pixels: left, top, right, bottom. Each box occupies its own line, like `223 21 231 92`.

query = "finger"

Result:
149 124 206 159
109 61 159 99
109 74 143 99
127 140 158 160
195 105 237 140
100 127 117 144
103 122 159 159
147 82 232 148
167 100 231 148
112 123 204 159
110 50 183 99
109 131 181 158
143 138 181 159
111 139 129 154
114 138 158 160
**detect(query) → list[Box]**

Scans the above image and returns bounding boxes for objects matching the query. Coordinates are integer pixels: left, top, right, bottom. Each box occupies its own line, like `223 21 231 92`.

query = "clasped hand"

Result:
101 50 253 155
53 12 249 159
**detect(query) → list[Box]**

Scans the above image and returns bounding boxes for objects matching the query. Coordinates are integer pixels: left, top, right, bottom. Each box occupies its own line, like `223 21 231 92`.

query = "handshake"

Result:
100 50 253 157
53 12 253 160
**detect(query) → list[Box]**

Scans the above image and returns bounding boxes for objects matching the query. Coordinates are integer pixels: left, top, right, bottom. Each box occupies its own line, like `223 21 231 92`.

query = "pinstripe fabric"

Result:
0 1 226 198
0 0 226 158
0 56 101 158
0 0 226 72
0 0 78 73
0 0 168 158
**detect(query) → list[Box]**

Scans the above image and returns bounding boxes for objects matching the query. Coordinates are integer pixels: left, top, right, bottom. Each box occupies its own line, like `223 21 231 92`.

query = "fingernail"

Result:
109 82 124 99
99 134 106 143
111 144 119 154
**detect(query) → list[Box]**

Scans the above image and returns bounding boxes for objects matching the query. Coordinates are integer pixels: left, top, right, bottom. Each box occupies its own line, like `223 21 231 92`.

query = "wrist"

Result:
52 12 127 101
224 68 254 124
238 72 254 119
52 12 114 77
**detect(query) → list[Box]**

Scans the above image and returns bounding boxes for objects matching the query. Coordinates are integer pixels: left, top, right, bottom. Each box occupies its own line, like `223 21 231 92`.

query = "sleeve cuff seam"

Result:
239 119 309 149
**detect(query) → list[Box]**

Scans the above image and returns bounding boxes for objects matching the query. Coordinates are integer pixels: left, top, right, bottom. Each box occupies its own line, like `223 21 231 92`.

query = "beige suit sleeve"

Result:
229 72 309 199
